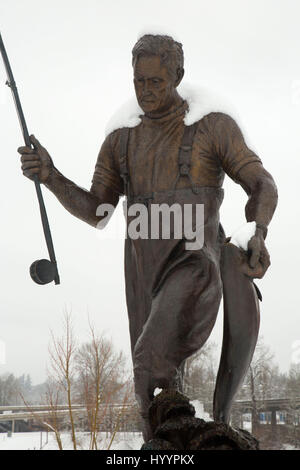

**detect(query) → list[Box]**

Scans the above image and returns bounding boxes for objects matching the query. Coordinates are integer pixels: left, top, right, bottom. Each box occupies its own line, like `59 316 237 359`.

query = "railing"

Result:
0 403 142 433
204 397 300 414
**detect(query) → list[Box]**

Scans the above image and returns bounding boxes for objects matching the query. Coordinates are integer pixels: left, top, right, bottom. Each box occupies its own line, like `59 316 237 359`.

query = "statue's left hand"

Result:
241 231 270 279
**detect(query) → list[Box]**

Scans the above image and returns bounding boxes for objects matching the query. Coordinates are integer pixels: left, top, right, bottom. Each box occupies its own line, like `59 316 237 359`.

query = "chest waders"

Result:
119 123 261 441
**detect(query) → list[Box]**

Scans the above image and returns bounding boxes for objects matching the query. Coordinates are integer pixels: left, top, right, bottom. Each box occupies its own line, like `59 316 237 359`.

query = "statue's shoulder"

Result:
195 111 237 128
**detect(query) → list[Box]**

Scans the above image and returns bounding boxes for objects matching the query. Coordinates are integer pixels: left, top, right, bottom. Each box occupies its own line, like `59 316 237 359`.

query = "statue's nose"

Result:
143 80 149 92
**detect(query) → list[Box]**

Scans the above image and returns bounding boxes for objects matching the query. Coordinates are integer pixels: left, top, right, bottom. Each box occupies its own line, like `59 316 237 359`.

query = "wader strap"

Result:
119 127 131 198
119 127 154 207
173 122 199 194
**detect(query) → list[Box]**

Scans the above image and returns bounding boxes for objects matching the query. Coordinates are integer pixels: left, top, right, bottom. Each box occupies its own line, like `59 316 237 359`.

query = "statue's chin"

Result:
142 105 156 114
138 99 159 114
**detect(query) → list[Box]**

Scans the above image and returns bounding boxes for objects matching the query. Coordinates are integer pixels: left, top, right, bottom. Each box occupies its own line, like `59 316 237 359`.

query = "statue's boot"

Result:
213 242 261 423
134 365 185 442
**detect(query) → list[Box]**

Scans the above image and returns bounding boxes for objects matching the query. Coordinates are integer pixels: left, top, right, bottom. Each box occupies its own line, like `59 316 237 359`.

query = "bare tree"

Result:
74 322 129 449
48 311 78 449
284 363 300 447
20 381 64 450
183 341 217 403
43 380 64 450
0 373 20 405
238 337 275 430
20 312 134 450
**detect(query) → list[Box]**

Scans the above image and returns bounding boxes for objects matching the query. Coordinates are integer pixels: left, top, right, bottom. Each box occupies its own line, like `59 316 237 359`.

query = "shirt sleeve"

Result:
91 132 124 195
210 113 262 181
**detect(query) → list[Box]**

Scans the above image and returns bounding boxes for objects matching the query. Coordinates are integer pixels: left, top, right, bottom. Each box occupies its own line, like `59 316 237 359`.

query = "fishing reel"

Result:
30 259 59 285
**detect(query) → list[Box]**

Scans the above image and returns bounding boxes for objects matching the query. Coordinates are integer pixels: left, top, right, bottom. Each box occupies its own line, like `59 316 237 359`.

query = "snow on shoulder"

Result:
178 83 236 126
105 97 143 137
105 83 238 137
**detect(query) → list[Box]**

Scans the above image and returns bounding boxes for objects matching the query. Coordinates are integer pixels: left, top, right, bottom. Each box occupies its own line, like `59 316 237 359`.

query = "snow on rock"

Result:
191 400 210 421
230 221 256 251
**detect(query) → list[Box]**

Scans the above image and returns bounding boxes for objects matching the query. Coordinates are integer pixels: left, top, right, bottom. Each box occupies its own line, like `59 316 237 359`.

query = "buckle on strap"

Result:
120 154 128 174
179 145 192 152
179 163 190 175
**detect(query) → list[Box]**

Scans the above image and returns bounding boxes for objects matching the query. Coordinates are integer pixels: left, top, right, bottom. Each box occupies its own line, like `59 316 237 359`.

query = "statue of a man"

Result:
18 34 278 441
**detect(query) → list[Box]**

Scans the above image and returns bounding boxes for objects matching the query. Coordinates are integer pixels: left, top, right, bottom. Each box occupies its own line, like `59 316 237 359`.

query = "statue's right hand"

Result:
18 135 54 183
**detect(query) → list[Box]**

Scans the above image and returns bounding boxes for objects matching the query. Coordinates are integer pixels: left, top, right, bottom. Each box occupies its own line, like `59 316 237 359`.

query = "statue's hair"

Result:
132 34 184 80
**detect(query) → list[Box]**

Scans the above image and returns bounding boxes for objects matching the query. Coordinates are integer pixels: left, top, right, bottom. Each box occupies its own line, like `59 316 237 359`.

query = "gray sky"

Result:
0 0 299 384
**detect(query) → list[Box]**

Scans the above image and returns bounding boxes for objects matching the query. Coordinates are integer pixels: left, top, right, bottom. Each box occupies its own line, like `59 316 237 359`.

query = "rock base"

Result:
141 390 259 451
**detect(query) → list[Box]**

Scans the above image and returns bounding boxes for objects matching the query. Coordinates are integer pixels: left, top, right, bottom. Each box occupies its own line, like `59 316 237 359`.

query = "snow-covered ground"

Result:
0 429 297 450
282 444 297 450
0 431 144 450
0 400 209 450
4 402 287 450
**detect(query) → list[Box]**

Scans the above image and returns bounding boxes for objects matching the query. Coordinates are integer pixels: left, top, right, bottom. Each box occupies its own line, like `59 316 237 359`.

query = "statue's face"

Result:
133 55 177 115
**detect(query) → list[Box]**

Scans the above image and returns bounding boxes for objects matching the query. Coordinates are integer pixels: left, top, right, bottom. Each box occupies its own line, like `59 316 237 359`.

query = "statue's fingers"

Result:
260 245 270 263
23 167 40 177
17 146 35 155
260 250 271 272
21 154 40 163
249 243 260 268
240 262 264 279
30 134 43 150
21 161 41 170
250 251 269 278
254 264 266 279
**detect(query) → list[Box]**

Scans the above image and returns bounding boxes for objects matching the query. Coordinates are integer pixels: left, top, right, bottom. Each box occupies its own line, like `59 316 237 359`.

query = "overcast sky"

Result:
0 0 299 385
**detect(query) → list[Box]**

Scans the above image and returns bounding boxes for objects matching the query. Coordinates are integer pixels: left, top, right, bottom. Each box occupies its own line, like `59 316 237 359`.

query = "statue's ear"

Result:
175 67 184 87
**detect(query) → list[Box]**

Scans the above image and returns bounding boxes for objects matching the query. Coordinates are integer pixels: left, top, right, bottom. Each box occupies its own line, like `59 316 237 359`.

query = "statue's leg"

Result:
133 253 222 441
213 243 260 424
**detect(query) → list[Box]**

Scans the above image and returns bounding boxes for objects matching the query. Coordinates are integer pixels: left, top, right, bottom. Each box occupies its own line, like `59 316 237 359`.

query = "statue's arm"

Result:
234 162 278 278
210 112 278 277
235 163 278 237
44 168 120 228
19 133 122 228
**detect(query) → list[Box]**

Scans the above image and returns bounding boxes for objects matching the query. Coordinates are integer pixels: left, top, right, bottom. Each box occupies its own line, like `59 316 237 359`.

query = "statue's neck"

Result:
145 91 184 119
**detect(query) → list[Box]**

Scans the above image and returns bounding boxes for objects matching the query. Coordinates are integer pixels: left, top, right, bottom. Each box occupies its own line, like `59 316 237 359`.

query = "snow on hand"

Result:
230 221 256 251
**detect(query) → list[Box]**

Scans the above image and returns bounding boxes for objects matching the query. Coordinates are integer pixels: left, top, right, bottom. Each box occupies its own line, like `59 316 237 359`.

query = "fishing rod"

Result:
0 33 60 285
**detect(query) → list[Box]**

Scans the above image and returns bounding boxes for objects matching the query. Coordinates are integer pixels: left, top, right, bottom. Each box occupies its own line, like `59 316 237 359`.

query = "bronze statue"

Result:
18 34 278 443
